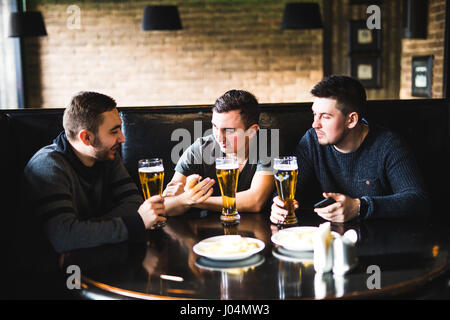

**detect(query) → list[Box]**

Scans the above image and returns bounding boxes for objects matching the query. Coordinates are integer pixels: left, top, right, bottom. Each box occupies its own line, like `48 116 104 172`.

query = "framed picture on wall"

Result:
348 20 382 53
411 55 433 98
350 56 381 88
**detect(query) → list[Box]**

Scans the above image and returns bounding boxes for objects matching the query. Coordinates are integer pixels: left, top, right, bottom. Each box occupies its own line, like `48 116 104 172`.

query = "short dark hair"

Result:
63 91 117 140
213 90 260 129
311 75 367 118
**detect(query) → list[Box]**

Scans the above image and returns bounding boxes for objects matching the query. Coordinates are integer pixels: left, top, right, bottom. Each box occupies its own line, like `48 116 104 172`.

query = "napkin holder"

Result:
332 229 358 276
313 224 358 275
313 222 333 274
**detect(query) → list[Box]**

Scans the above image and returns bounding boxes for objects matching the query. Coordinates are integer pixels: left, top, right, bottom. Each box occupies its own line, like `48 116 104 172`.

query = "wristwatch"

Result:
358 197 369 218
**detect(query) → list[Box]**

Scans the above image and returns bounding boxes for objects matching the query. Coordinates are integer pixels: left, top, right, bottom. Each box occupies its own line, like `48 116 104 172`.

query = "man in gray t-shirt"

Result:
175 134 272 197
164 90 274 216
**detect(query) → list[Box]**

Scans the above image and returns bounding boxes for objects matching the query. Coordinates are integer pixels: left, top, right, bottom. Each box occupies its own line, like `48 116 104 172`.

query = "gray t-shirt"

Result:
175 134 272 197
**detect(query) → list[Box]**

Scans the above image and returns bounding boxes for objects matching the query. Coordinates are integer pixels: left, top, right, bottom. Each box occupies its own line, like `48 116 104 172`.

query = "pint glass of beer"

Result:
215 156 240 224
273 156 298 225
138 158 166 229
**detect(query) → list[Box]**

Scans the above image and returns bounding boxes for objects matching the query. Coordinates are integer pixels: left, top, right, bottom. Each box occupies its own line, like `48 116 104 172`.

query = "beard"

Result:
316 127 350 146
92 135 120 162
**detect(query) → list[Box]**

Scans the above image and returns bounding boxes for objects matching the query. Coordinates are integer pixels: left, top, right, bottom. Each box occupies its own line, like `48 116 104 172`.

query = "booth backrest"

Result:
1 112 11 210
2 99 448 219
119 104 314 185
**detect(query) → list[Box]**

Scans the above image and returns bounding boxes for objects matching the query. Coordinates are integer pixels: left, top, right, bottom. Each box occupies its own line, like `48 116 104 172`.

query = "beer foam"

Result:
273 163 298 171
216 164 238 170
138 166 164 173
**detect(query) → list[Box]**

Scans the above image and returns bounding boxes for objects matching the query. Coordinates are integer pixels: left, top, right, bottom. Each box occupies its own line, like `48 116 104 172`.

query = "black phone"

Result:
314 197 336 208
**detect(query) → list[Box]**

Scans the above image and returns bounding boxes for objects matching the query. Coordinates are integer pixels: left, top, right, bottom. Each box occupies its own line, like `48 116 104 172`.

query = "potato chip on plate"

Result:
193 235 265 261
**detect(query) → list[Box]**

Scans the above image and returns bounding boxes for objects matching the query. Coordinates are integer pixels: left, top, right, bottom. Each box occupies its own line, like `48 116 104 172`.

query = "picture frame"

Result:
350 55 381 88
348 20 382 53
411 55 433 98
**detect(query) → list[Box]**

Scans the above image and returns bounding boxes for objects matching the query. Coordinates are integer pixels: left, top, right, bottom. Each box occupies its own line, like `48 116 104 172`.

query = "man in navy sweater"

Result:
271 76 429 223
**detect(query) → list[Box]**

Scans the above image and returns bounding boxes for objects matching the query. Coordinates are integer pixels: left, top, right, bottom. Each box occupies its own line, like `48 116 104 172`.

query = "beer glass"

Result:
215 156 240 224
138 158 166 229
273 156 298 225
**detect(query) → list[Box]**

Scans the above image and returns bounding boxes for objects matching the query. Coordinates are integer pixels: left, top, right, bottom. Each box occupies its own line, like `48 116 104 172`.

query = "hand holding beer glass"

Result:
216 156 240 224
273 156 298 226
138 158 166 229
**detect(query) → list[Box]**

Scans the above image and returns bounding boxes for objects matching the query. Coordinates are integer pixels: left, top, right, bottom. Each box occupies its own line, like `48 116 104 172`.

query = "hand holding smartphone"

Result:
314 197 336 208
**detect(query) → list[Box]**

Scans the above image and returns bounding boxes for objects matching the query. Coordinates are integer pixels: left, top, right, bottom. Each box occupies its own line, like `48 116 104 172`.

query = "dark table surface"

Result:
61 210 450 300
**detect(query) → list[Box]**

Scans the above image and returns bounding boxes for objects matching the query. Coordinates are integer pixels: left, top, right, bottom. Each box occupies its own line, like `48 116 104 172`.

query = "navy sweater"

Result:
295 124 429 219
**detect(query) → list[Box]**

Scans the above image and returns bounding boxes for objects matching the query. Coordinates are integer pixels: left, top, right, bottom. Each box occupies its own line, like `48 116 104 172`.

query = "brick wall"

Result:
400 0 446 99
26 0 323 108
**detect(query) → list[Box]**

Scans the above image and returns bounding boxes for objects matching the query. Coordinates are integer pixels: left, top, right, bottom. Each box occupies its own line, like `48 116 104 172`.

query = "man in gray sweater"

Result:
24 92 165 253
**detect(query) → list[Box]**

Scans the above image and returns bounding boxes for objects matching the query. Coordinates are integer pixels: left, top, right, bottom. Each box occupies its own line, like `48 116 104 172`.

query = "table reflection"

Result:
58 210 449 299
277 260 303 299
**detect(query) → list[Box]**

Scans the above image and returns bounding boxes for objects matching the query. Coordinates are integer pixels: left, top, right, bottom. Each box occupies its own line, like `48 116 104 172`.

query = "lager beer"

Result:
273 156 298 225
138 158 166 229
216 156 240 224
138 166 164 199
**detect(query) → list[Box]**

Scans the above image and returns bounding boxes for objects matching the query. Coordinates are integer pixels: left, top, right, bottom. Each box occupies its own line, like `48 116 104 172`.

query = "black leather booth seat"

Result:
1 99 448 220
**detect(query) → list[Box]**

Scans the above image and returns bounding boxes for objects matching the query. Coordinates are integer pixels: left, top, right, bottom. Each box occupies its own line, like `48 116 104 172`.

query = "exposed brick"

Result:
400 0 445 99
25 0 325 107
24 0 445 107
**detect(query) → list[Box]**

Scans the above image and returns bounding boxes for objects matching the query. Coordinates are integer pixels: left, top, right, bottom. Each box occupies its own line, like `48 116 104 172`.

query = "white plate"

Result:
271 226 340 251
193 235 265 261
271 226 319 251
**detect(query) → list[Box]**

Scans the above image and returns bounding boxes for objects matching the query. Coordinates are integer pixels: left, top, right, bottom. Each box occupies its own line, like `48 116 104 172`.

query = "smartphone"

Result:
314 197 336 208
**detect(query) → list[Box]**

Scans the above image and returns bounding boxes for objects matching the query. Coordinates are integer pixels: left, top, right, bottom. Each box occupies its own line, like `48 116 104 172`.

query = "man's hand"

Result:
314 192 360 223
138 195 166 229
270 196 299 224
181 174 215 206
163 181 184 197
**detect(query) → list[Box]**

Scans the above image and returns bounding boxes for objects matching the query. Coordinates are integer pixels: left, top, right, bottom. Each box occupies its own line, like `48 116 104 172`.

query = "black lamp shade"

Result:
281 3 323 29
8 11 47 37
142 5 182 31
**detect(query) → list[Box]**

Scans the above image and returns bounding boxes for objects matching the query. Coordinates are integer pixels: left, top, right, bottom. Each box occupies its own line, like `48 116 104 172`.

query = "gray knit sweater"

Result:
296 124 429 218
23 132 146 253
